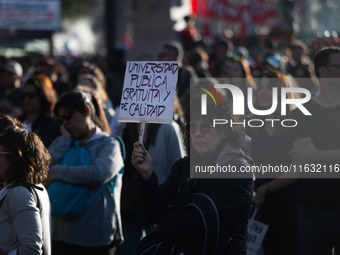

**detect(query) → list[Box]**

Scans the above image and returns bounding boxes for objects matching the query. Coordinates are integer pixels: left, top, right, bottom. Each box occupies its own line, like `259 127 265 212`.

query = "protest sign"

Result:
247 211 269 255
119 61 178 124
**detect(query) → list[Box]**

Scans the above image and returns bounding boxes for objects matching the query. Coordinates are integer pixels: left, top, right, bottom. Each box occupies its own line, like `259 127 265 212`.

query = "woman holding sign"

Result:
117 121 185 255
131 94 253 255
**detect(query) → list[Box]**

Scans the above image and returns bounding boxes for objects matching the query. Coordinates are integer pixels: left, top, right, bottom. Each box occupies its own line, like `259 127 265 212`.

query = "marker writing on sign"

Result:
123 88 167 103
128 62 178 74
128 103 166 118
130 75 168 90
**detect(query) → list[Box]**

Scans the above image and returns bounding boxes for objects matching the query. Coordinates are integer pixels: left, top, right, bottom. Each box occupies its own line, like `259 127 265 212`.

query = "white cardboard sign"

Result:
118 61 178 124
247 219 269 255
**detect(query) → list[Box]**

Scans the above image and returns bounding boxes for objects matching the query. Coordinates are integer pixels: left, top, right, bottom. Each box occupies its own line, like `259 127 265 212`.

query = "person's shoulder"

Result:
7 185 32 197
173 156 188 167
97 135 121 147
110 135 125 151
170 157 188 173
224 156 255 180
158 121 182 139
49 135 72 147
97 135 125 157
3 184 49 217
5 185 35 208
160 121 179 131
167 157 188 181
228 155 253 168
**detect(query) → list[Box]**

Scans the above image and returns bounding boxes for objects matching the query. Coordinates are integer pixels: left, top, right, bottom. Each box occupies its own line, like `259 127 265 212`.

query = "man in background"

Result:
289 47 340 254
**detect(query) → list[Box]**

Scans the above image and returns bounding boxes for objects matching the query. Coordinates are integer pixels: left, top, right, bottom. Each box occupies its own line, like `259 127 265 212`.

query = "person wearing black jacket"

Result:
131 94 253 255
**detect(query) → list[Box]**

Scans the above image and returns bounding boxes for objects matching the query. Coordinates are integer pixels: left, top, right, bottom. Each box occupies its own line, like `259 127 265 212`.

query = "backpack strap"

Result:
110 135 125 193
0 182 43 209
112 135 126 161
82 135 125 160
82 136 109 148
85 135 125 206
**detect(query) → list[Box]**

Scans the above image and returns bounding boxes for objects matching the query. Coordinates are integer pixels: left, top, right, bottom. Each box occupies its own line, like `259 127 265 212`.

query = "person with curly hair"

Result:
0 114 23 190
0 127 51 255
0 113 23 134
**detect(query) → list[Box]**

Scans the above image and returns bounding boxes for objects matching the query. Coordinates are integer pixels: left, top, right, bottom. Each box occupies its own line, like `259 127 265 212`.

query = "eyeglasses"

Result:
20 92 37 100
186 122 213 134
57 111 74 124
0 152 11 155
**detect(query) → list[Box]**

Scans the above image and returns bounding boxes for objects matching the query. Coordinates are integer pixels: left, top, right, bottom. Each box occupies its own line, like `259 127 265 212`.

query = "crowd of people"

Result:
0 20 339 254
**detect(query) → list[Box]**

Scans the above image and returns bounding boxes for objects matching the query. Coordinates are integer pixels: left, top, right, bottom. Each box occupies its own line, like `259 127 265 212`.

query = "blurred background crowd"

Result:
1 0 340 254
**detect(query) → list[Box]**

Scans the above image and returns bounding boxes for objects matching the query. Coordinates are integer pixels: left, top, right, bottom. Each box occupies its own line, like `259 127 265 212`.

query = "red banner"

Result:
191 0 278 25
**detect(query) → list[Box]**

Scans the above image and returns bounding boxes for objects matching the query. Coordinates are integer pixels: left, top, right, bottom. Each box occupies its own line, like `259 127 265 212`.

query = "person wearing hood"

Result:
131 93 253 255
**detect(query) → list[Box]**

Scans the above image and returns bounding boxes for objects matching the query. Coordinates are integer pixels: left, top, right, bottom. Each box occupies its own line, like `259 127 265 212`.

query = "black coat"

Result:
137 155 254 255
18 114 60 147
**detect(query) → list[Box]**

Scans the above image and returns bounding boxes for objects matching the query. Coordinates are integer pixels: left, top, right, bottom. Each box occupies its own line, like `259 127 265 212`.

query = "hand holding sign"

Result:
131 142 153 181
